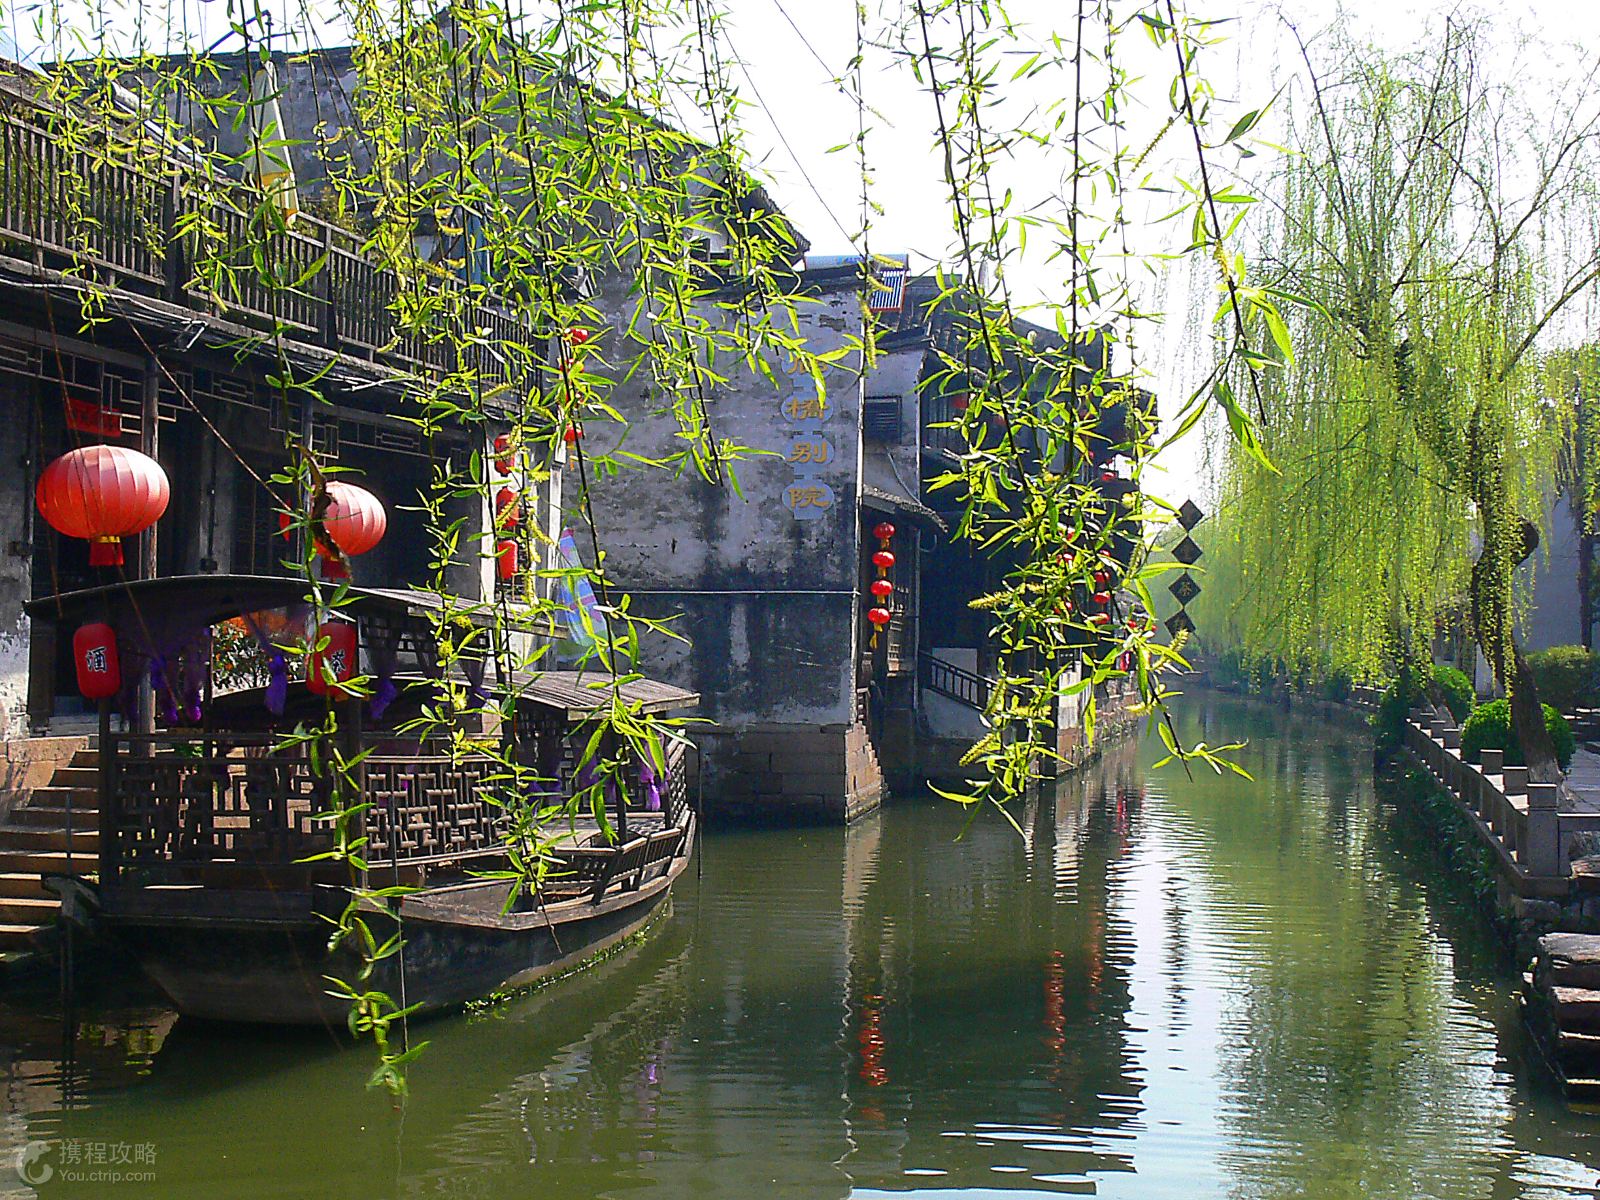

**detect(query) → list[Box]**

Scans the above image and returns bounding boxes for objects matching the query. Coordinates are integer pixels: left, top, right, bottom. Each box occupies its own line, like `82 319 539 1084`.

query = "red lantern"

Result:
36 445 170 567
869 578 893 600
496 539 518 581
872 549 895 571
1091 591 1111 607
306 621 357 700
1090 612 1111 626
322 482 387 559
1093 570 1110 586
867 607 892 627
73 623 121 700
493 434 518 474
1100 471 1117 482
951 394 969 412
567 327 590 345
873 522 896 542
495 487 522 531
563 425 582 445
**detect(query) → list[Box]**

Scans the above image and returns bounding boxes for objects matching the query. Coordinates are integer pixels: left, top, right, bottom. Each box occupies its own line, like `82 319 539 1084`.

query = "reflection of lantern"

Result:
495 487 521 531
307 620 357 700
73 623 121 700
873 522 895 541
871 550 895 571
867 607 891 628
869 578 893 600
36 445 170 567
496 539 518 581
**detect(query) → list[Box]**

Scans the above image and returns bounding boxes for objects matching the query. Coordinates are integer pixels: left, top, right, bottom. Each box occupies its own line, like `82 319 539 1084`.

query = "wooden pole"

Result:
96 697 113 886
136 356 159 735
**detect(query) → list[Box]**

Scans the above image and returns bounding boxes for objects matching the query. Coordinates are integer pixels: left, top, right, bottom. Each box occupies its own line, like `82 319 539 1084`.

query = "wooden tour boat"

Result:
25 575 697 1026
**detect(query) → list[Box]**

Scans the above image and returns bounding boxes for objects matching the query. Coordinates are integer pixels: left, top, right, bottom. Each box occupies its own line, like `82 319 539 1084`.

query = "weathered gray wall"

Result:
583 282 866 729
0 376 32 738
1528 486 1583 651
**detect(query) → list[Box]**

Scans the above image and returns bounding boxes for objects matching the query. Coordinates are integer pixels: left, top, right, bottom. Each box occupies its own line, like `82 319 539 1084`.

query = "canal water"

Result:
1 692 1598 1198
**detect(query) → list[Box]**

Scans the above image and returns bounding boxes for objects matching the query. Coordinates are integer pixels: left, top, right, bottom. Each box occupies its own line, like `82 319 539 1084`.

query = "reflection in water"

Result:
0 693 1597 1197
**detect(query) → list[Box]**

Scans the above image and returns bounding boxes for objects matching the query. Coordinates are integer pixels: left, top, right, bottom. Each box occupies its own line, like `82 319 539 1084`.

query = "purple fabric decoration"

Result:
639 757 663 813
265 652 288 717
526 777 563 806
370 676 399 721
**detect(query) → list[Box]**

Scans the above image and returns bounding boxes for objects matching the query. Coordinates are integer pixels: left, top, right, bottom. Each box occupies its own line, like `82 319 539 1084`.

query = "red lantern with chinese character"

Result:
36 445 170 567
306 620 357 700
871 549 895 571
496 487 522 531
869 578 893 600
73 622 121 701
867 607 891 628
496 539 519 581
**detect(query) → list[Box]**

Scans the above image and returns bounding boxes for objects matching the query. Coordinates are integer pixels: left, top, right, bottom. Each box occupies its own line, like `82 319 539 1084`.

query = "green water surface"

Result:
1 692 1597 1198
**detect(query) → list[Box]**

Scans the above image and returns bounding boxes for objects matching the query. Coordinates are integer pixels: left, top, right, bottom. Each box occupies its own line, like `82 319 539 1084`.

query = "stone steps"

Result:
0 747 103 946
1528 933 1600 1104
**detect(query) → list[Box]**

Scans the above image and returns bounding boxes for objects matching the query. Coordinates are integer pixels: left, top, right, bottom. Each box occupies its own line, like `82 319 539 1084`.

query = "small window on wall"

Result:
864 397 902 442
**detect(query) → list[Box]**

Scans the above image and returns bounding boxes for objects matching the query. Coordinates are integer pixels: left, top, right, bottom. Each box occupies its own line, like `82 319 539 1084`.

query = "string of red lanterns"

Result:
867 521 895 649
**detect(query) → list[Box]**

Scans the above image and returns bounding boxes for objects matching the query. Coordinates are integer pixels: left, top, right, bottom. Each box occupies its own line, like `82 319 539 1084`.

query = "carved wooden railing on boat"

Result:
100 731 690 891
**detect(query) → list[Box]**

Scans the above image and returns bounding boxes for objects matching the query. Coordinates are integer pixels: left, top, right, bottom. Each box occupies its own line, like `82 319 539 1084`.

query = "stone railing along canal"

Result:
1403 707 1600 910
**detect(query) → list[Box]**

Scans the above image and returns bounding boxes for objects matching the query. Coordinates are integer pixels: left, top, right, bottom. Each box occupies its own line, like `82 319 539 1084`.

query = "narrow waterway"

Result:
0 691 1597 1198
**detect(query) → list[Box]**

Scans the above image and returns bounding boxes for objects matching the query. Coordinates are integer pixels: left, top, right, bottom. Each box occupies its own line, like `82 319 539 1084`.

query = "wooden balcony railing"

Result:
0 108 528 389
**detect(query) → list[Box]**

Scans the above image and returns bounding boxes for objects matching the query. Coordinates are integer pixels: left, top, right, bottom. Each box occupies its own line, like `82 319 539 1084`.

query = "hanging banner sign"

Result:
555 527 609 648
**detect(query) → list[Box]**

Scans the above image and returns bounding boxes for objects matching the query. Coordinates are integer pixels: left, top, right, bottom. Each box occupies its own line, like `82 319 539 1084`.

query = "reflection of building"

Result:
837 743 1147 1188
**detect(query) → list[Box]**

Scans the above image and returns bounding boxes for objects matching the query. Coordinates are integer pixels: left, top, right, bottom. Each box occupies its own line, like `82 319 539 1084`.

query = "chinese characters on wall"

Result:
782 368 835 521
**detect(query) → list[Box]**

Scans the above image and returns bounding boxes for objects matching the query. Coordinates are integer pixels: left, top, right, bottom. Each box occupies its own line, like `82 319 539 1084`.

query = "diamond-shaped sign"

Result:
1172 536 1203 565
1166 610 1196 637
1168 572 1201 606
1178 499 1205 530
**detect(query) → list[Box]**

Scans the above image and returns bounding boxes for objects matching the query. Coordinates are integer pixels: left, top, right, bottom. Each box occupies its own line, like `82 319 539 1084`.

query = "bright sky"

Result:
7 0 1600 504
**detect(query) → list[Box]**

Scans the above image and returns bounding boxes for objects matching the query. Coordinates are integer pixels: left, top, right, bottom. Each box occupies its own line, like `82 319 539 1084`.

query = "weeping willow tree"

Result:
1207 15 1600 779
18 0 1284 1088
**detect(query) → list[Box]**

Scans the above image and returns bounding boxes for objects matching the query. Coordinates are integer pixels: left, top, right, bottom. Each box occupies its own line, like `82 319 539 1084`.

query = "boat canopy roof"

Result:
24 574 498 631
512 671 698 718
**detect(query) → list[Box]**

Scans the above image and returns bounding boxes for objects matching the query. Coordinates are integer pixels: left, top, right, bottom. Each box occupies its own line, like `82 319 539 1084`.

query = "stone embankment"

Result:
1402 707 1600 1104
1525 933 1600 1104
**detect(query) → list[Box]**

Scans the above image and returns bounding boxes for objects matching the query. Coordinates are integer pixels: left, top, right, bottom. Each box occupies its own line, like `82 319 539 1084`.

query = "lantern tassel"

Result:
89 537 123 568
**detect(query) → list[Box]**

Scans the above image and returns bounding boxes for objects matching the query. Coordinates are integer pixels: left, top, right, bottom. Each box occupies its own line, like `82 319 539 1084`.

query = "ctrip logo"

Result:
16 1141 53 1186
